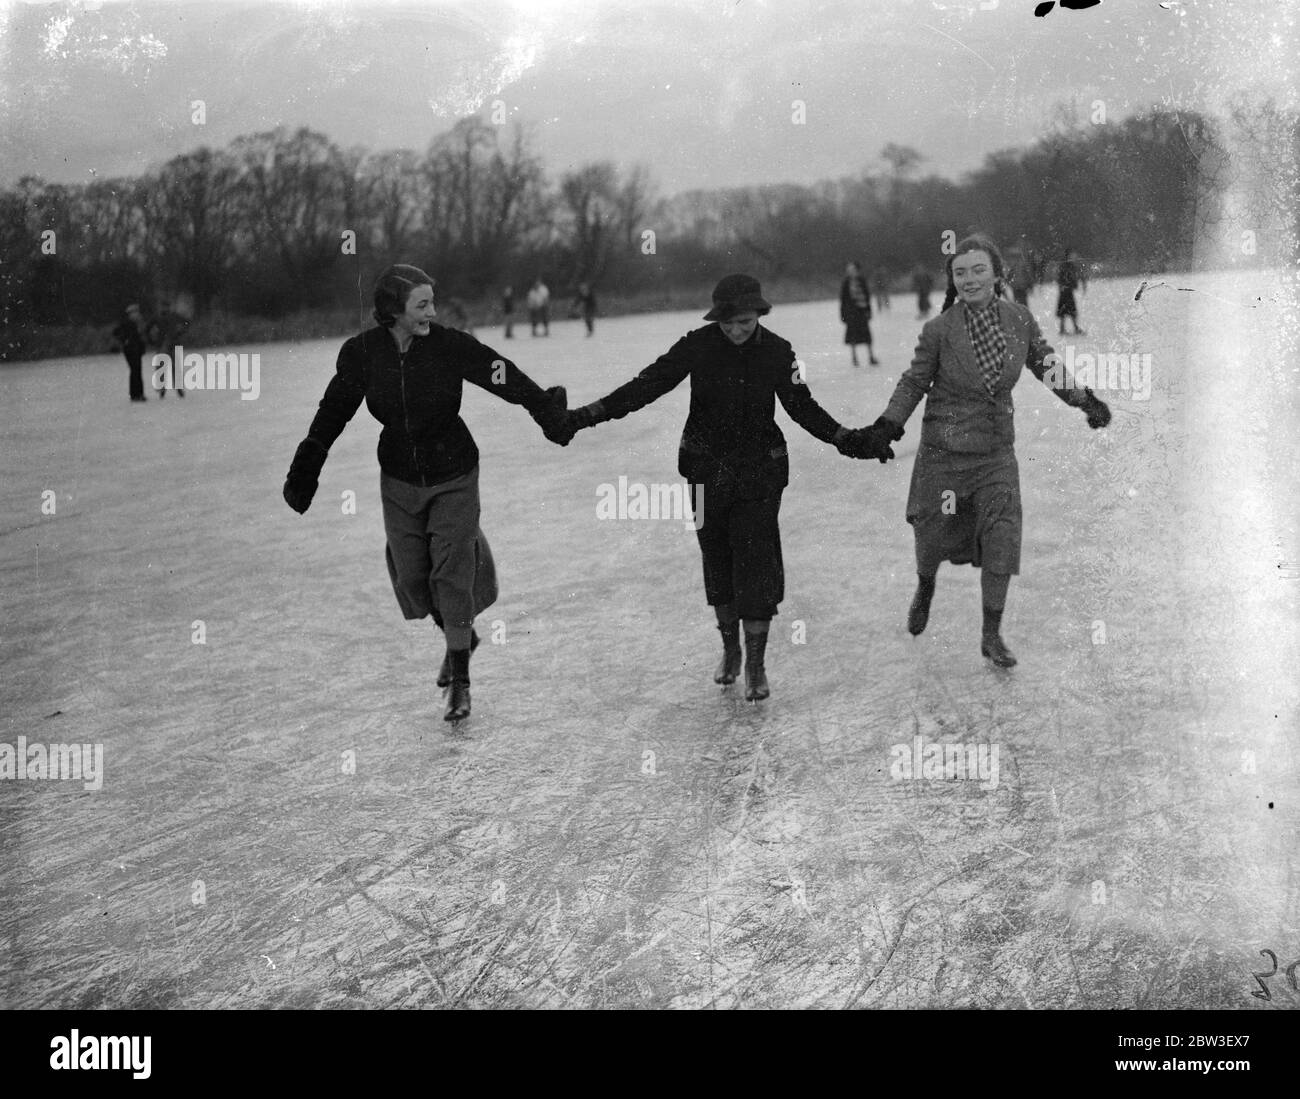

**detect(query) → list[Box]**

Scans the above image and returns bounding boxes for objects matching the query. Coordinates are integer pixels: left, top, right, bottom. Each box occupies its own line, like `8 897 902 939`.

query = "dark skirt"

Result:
843 309 872 345
905 444 1022 575
1055 287 1077 317
380 467 499 626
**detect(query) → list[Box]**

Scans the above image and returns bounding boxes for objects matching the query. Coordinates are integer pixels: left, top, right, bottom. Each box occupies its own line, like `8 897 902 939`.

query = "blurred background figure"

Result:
912 264 934 319
442 296 473 334
111 303 151 402
839 260 878 366
1055 248 1087 335
574 281 597 336
1006 243 1036 307
501 285 515 339
872 266 891 312
527 277 550 336
155 296 191 398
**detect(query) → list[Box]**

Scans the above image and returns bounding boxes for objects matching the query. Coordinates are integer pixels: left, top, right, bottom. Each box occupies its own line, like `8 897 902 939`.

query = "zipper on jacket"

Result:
398 345 417 479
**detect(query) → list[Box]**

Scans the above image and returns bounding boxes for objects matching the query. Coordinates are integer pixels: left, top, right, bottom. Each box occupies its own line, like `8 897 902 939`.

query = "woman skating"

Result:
840 261 878 366
563 274 892 701
855 236 1111 667
282 265 570 721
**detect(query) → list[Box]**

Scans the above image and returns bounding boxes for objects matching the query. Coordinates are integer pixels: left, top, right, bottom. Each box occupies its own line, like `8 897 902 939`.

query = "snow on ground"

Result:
1 270 1297 1008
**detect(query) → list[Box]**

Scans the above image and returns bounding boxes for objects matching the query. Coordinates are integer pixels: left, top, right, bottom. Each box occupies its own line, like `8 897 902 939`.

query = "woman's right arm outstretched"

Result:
283 338 367 514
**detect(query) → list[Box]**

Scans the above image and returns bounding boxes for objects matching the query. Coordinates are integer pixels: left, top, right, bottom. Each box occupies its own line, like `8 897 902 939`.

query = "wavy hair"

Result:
373 265 435 328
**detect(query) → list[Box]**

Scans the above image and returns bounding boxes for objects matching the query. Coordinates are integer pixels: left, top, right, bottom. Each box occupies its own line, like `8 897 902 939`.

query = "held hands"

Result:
835 416 903 463
531 386 575 446
1080 388 1111 429
283 438 329 514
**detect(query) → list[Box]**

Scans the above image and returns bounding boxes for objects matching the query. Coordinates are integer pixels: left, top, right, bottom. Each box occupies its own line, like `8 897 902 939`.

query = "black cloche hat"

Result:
703 274 772 321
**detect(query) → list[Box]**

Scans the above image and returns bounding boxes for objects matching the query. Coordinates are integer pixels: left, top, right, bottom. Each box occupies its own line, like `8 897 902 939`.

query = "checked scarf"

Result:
964 299 1006 398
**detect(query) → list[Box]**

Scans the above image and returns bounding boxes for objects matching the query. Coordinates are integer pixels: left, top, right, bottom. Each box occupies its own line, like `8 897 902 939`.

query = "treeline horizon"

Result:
1 94 1294 358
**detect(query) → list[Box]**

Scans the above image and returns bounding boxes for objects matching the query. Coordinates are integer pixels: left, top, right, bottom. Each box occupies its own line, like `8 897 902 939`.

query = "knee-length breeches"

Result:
906 445 1022 575
380 466 498 627
693 485 784 620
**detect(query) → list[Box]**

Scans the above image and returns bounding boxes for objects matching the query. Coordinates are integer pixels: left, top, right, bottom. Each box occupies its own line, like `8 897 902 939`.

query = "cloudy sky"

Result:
1 0 1294 194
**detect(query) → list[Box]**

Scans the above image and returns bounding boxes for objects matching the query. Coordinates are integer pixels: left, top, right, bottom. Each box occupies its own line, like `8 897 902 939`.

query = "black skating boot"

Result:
980 608 1017 668
743 629 770 701
714 621 742 684
438 629 480 688
908 574 936 636
443 649 471 721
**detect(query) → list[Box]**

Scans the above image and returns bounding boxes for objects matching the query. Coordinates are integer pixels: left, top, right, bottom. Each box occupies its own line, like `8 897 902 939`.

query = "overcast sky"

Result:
1 0 1294 195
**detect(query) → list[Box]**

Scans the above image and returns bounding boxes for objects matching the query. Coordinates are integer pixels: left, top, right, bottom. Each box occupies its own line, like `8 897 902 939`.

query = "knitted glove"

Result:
1079 388 1111 429
283 438 329 514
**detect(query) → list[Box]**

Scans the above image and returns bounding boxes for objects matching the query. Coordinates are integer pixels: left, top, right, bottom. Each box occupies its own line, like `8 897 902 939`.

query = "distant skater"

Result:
112 303 151 402
872 267 891 312
561 274 893 702
501 286 515 339
912 266 934 319
574 282 597 336
857 235 1111 668
527 277 550 337
155 306 187 398
1056 248 1086 335
282 265 571 723
1006 246 1035 307
840 261 878 366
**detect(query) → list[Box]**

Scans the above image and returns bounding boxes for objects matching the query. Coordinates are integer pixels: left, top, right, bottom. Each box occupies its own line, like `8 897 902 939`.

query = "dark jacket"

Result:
306 323 553 487
112 316 148 357
594 323 844 496
840 275 871 322
883 298 1087 455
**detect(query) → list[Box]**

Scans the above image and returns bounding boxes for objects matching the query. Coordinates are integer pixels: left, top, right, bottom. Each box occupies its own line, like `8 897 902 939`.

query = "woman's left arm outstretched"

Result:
457 332 573 444
1023 316 1111 429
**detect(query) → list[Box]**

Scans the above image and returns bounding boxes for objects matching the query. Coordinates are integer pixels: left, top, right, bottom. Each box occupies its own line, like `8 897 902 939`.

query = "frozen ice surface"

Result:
1 271 1296 1008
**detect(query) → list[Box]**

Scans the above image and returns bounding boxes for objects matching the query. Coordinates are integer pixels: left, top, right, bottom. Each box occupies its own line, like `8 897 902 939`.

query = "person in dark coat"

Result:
912 266 935 319
840 261 878 366
112 303 151 402
574 282 597 336
282 264 572 722
856 235 1111 668
501 286 515 339
1056 248 1086 335
561 274 894 701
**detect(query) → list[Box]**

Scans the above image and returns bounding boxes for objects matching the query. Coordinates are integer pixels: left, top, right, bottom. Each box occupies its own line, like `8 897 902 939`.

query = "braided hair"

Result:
939 234 1007 312
373 264 435 328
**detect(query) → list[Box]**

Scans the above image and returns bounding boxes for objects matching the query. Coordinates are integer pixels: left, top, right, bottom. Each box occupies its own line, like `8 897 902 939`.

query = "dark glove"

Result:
1080 388 1111 429
530 386 573 446
283 437 328 514
569 401 608 434
834 426 892 463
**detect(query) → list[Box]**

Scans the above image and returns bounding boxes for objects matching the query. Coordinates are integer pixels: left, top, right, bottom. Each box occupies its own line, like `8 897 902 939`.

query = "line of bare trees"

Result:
2 96 1293 358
